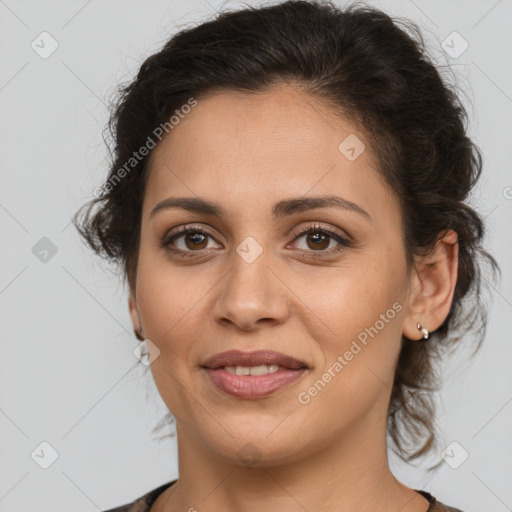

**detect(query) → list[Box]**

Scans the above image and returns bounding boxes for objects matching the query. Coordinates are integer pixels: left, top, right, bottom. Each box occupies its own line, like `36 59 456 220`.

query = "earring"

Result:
417 322 430 340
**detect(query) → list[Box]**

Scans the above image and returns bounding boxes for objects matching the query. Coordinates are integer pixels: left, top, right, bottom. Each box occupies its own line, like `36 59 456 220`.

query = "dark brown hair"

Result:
72 0 499 468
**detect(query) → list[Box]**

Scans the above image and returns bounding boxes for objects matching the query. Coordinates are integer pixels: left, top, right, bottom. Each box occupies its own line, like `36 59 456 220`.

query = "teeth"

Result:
224 364 280 375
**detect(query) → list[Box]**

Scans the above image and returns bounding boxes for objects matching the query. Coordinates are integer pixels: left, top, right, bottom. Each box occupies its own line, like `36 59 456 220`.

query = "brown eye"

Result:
290 224 351 258
182 232 208 250
304 232 330 250
162 226 220 257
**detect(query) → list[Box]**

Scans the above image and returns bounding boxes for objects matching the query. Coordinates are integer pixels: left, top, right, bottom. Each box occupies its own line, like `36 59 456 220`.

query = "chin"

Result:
205 429 307 468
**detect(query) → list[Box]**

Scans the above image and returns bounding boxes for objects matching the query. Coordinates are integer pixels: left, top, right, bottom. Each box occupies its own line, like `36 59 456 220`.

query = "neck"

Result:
153 411 430 512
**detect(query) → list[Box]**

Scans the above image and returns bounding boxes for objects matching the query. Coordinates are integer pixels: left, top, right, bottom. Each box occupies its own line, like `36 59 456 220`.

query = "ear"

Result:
128 288 143 340
402 229 459 340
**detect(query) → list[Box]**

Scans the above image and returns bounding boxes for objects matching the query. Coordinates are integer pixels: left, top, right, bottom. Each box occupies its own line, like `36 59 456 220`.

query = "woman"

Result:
73 1 499 510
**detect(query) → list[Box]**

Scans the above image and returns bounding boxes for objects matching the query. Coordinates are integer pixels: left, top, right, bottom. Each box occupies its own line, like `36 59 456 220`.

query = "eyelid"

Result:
162 223 221 246
162 222 351 257
286 222 352 257
288 222 350 243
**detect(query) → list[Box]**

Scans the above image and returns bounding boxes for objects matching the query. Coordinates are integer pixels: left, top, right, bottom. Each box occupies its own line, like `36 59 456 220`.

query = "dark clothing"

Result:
103 479 465 512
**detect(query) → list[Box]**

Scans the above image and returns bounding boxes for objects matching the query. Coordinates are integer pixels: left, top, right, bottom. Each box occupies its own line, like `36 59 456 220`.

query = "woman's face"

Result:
129 84 418 465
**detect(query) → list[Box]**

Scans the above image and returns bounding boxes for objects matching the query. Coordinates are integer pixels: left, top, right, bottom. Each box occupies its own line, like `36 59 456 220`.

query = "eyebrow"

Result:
149 194 371 221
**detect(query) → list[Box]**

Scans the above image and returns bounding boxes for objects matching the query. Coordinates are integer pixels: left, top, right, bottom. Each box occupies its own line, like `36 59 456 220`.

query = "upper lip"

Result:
202 350 308 370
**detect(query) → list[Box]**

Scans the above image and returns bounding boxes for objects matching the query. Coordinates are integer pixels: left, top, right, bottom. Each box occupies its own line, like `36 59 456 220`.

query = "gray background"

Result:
0 0 511 510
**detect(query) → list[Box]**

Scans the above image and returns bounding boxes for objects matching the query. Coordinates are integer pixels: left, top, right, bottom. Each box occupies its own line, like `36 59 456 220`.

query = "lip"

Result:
201 349 308 370
204 368 308 399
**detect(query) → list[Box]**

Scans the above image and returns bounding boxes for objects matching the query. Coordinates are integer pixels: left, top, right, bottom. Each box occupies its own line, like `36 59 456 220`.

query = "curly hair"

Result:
72 0 500 468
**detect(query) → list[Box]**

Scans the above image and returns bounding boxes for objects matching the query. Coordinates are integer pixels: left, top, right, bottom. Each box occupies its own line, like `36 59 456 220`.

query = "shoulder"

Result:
431 503 466 512
103 480 177 512
416 490 466 512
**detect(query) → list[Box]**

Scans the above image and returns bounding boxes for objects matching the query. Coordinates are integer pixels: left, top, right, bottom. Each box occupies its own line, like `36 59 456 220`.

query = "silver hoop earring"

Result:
417 322 430 340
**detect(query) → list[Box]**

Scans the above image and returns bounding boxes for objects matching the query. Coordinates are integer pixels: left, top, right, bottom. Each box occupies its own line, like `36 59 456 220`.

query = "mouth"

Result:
201 349 309 370
201 349 309 399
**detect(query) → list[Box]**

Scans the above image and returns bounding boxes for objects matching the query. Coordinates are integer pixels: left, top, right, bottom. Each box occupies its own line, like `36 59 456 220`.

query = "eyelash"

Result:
161 223 352 260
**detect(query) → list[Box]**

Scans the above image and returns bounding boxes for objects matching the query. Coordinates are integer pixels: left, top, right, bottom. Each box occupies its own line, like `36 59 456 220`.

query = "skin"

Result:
128 83 458 512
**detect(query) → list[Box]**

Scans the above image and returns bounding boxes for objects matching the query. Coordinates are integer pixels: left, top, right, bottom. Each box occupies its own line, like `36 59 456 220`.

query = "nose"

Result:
213 245 290 331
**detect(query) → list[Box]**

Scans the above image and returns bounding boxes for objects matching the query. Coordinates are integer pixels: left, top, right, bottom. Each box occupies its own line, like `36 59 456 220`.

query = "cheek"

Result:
135 265 207 419
135 256 203 348
293 251 406 389
294 269 405 432
297 258 402 336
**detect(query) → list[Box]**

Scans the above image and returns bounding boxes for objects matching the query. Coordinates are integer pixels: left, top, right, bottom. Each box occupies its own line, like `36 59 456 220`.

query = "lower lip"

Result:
204 368 307 399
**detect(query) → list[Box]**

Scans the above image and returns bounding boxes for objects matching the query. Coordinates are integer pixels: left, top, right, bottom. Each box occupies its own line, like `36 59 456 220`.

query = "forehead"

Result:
151 85 361 166
143 85 399 226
